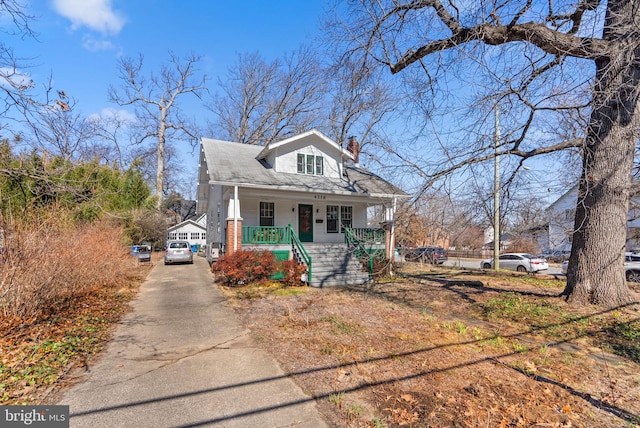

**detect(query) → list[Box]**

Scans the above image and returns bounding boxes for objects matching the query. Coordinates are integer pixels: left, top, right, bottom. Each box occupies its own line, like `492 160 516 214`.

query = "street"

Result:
441 258 565 276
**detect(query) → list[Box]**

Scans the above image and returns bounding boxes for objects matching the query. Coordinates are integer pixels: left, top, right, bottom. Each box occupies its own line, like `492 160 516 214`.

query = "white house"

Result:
547 184 640 251
195 129 409 286
166 213 207 249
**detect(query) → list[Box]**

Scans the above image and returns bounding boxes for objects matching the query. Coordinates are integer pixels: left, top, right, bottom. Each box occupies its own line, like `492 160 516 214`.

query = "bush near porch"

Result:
211 250 307 287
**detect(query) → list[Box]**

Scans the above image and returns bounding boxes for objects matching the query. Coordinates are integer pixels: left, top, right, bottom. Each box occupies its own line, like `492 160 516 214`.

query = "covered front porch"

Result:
218 183 398 238
227 224 387 287
216 185 399 285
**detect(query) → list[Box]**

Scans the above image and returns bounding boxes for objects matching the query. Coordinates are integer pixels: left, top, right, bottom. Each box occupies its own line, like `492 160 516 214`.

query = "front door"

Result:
298 204 313 242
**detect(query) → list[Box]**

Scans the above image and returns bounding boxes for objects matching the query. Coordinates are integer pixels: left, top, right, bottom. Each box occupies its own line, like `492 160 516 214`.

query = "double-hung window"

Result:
326 205 352 233
340 206 353 231
326 205 339 233
306 155 314 175
296 153 324 175
315 156 324 175
260 202 274 226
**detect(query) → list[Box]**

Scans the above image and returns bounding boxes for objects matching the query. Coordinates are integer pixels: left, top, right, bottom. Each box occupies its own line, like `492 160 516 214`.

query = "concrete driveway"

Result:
56 256 328 427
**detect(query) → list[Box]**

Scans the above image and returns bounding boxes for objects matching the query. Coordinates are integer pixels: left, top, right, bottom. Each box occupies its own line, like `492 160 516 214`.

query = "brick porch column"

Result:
226 218 242 256
226 197 242 256
380 220 394 260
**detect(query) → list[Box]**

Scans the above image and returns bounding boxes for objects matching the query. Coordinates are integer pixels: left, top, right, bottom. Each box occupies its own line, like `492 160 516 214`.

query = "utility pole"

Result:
493 105 500 271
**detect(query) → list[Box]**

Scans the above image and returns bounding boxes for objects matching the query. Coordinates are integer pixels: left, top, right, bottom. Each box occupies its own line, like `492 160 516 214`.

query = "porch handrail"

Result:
290 225 312 284
242 226 291 244
349 227 385 244
345 227 386 279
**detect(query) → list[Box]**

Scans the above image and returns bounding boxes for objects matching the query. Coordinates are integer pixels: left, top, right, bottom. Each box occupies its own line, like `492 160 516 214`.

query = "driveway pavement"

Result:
56 256 329 427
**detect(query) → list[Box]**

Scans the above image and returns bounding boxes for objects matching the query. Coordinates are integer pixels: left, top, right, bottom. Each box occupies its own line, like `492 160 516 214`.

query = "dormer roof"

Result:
255 129 354 161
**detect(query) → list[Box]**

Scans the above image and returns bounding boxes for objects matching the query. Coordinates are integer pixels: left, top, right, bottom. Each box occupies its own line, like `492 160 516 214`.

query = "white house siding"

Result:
195 214 206 228
166 221 206 248
233 192 370 244
547 187 577 252
548 185 640 251
205 184 225 256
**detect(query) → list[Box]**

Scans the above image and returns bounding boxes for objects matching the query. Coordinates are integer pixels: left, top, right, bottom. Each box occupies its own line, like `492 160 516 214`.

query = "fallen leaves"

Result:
0 265 148 404
229 278 640 427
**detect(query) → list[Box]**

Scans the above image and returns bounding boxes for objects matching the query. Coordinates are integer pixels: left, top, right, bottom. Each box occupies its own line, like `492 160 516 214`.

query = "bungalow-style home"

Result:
165 213 207 250
195 129 409 287
547 184 640 251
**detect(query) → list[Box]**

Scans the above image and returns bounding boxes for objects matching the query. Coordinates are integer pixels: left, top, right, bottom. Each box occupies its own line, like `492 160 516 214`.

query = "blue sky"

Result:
12 1 568 204
19 0 328 132
13 0 331 190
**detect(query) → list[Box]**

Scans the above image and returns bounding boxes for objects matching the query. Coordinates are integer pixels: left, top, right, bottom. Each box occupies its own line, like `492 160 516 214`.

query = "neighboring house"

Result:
547 184 640 251
166 213 207 249
547 185 578 252
196 129 409 286
519 224 549 253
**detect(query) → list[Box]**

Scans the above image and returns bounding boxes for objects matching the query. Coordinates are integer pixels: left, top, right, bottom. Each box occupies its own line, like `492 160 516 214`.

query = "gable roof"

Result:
255 129 352 161
546 184 578 211
200 132 408 199
167 219 206 233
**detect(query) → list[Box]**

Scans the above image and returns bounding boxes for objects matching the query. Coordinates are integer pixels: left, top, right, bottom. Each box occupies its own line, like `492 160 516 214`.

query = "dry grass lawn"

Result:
220 265 640 427
2 256 638 427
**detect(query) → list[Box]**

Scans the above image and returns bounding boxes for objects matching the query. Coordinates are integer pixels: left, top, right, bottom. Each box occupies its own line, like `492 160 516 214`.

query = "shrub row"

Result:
211 250 308 287
0 215 133 318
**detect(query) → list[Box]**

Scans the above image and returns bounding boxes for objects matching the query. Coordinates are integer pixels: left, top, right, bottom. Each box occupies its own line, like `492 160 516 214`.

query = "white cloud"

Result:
52 0 125 35
90 107 136 123
82 35 115 52
0 67 33 90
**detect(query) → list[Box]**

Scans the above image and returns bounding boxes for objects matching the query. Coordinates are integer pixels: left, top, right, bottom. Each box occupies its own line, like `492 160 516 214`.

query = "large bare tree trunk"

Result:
563 1 639 306
156 131 165 211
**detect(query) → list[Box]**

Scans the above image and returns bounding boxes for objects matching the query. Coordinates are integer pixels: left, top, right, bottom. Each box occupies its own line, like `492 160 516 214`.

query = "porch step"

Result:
302 244 370 287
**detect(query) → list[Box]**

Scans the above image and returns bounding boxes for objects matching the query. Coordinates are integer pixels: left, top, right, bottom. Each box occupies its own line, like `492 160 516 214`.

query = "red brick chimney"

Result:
347 136 360 164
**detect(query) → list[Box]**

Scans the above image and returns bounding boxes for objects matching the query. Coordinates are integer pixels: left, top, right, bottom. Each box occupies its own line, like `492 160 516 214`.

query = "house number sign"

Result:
313 195 326 200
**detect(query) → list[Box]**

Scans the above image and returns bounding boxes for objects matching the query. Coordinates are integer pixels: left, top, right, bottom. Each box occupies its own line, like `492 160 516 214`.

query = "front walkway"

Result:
56 256 328 427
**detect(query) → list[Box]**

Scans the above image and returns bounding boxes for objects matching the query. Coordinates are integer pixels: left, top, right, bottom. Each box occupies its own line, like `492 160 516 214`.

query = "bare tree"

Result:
324 56 399 156
109 52 207 209
207 49 324 145
21 90 104 160
0 0 38 132
333 0 640 306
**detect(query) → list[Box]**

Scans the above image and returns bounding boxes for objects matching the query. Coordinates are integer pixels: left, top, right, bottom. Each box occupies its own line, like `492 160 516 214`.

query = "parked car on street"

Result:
481 253 549 273
164 240 193 265
404 246 448 264
562 256 640 282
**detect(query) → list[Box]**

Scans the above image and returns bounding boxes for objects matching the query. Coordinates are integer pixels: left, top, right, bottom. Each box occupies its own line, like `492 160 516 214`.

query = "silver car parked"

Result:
164 240 193 265
481 253 549 273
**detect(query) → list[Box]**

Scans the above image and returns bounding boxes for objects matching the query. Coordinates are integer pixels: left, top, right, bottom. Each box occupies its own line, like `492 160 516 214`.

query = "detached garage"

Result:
166 214 207 250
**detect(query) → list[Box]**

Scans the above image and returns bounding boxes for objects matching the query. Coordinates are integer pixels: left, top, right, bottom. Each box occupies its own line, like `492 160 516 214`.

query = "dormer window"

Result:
315 156 324 175
297 153 324 175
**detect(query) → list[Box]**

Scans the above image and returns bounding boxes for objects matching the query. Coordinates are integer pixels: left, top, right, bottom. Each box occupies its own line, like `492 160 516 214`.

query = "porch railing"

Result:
349 227 385 244
290 229 312 284
241 225 311 284
242 226 291 244
345 227 386 279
